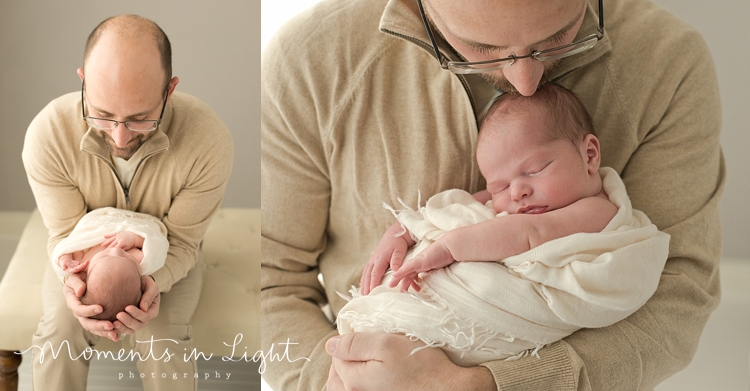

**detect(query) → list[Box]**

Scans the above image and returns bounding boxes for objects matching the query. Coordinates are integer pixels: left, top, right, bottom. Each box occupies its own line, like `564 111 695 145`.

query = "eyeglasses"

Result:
416 0 604 75
81 79 168 132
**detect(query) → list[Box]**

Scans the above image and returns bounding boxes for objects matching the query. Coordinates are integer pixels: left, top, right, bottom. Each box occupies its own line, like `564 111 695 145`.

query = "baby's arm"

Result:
391 196 618 290
58 250 88 273
360 221 416 295
102 231 145 250
363 190 492 294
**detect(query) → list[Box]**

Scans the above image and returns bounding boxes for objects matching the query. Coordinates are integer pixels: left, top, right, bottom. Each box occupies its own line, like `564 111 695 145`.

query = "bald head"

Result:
83 15 172 89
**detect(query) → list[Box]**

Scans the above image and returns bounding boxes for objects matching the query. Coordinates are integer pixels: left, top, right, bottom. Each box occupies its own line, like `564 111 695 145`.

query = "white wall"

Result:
0 0 260 209
261 0 750 260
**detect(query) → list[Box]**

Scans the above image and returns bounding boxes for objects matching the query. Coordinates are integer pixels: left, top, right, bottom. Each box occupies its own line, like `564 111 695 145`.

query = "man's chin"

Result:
99 131 150 160
103 141 140 160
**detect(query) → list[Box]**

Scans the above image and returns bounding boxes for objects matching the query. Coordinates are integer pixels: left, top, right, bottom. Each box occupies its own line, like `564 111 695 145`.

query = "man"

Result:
22 15 233 390
261 0 723 389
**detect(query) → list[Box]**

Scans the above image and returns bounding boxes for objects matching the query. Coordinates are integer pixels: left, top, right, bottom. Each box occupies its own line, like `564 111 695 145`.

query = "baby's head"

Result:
477 83 603 214
80 247 142 322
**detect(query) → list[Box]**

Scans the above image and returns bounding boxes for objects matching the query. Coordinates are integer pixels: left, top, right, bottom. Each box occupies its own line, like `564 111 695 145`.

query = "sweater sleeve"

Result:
150 100 234 292
260 25 337 391
22 95 89 259
481 17 724 391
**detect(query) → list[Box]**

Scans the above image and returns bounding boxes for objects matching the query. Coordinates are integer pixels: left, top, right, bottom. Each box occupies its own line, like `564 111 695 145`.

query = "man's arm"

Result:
260 22 341 390
145 97 234 293
22 96 122 340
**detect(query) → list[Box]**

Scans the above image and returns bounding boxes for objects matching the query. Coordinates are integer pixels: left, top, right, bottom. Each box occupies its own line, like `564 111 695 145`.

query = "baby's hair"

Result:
481 83 595 148
81 262 142 322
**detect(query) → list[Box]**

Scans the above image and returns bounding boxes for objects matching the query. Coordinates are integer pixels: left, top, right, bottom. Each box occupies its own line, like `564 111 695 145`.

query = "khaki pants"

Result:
31 259 203 391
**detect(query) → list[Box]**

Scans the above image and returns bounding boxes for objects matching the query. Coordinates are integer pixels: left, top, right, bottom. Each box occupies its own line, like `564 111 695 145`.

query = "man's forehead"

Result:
428 0 585 49
84 79 163 118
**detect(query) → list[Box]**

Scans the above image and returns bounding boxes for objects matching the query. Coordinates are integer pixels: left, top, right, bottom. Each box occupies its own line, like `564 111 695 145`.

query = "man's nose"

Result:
110 123 134 148
502 57 545 96
511 182 533 201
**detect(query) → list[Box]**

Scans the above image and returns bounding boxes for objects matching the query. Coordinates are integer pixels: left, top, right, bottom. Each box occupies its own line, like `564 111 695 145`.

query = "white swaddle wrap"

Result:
337 168 670 366
51 207 168 282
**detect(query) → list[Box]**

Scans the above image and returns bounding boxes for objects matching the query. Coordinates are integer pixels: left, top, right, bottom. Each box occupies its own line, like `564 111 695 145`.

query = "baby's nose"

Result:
511 183 533 201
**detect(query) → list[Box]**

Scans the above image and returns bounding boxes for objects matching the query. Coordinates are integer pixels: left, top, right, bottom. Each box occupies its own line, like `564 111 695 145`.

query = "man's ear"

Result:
77 68 84 82
582 134 601 175
165 76 179 104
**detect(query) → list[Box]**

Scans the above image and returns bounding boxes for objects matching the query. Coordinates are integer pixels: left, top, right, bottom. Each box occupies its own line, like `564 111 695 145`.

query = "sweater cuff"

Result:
150 268 171 293
479 342 577 390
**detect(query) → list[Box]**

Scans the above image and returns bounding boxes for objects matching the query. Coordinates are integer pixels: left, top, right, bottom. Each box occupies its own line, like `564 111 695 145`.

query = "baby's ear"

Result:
582 134 601 174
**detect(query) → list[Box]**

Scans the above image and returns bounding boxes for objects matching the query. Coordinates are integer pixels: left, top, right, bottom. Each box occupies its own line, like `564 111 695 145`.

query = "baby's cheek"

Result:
492 197 506 214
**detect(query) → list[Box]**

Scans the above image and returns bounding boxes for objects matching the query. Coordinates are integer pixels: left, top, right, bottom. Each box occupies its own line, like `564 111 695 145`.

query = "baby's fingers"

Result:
102 236 115 247
69 260 89 274
389 248 407 272
360 262 373 295
399 274 418 292
366 257 390 295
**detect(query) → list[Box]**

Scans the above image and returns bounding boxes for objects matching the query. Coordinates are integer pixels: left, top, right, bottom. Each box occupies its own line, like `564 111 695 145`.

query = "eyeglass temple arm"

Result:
416 0 443 64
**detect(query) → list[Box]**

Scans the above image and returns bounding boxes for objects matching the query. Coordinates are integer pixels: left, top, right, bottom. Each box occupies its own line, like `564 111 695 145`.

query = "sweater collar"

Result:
379 0 611 86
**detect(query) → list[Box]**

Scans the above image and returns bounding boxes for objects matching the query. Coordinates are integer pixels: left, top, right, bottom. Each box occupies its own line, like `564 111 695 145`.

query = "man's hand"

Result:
63 273 119 341
389 240 455 291
360 222 415 295
112 276 160 336
325 333 495 391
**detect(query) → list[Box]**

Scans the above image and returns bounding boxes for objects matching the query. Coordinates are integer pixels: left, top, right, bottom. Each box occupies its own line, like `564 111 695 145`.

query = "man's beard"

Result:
98 130 154 160
480 59 562 93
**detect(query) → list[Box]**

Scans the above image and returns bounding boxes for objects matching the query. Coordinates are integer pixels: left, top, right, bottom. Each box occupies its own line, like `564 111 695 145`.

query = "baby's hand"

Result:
58 252 88 274
389 240 455 292
102 231 141 251
360 222 415 295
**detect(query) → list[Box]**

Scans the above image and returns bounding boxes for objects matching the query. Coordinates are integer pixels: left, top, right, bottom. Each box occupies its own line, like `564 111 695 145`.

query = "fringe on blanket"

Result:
338 286 545 361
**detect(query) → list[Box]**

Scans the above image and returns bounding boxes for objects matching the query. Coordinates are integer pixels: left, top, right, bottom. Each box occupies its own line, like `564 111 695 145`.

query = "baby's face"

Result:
477 112 598 214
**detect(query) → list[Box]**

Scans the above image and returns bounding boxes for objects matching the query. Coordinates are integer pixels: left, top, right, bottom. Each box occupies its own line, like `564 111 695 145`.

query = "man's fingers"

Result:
326 333 386 362
64 273 87 297
63 286 103 319
327 362 345 391
140 276 160 310
113 317 136 335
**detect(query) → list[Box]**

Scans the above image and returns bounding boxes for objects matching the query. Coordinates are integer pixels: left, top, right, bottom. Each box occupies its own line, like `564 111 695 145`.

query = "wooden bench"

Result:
0 208 260 390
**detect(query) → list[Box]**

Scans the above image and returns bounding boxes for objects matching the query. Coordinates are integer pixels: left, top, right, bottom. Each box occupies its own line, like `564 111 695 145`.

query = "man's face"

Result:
86 81 163 160
425 0 586 96
80 31 169 160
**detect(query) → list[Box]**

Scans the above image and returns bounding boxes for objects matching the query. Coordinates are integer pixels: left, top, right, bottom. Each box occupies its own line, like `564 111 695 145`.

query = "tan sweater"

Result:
23 91 233 292
261 0 724 389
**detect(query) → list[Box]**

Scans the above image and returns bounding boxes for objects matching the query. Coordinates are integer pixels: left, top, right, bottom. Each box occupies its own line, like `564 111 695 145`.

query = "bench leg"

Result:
0 350 21 391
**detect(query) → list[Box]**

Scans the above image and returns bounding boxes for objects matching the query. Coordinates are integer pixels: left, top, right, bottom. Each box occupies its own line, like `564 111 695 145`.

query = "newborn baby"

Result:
51 207 168 321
